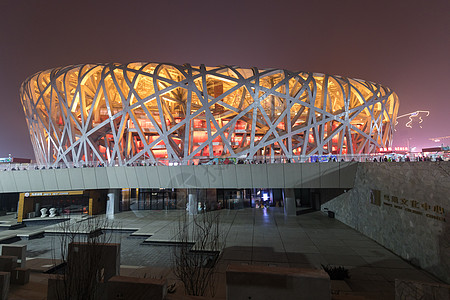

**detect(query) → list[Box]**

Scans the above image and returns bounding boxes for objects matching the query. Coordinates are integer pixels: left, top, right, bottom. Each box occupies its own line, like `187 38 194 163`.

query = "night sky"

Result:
0 0 448 159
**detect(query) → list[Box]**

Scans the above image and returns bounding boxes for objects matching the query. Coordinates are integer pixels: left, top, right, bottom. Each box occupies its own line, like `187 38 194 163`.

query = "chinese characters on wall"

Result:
370 189 446 222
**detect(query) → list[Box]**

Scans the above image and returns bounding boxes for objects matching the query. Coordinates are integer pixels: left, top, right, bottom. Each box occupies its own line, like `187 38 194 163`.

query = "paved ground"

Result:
0 208 444 299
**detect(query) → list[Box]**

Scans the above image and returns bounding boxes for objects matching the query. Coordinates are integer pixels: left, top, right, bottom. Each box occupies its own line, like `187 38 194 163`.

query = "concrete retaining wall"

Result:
322 162 450 283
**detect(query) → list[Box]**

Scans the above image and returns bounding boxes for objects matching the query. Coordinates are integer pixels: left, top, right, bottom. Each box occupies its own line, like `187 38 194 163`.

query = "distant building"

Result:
0 156 31 164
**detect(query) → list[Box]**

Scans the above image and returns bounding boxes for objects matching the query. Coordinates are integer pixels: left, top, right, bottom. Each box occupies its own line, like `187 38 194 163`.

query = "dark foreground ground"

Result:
0 208 442 299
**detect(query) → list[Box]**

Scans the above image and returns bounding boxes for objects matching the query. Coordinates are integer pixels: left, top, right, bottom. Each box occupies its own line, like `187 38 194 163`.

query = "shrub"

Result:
321 264 350 280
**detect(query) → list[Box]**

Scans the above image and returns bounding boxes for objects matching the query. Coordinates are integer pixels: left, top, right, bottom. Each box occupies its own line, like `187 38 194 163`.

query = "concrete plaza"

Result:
0 208 443 299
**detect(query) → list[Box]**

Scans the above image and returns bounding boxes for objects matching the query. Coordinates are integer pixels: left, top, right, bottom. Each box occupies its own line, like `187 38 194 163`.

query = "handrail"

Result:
0 154 444 171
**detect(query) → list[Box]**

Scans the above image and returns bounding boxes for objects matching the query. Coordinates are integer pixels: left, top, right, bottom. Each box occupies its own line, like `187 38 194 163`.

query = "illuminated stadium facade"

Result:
20 63 399 166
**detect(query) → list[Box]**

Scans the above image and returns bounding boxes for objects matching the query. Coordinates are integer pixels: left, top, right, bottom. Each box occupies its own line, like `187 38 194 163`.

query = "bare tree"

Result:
172 210 225 297
50 216 121 300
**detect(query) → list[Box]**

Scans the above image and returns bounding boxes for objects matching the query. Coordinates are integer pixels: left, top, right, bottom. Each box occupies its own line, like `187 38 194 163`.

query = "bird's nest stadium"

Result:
20 63 399 166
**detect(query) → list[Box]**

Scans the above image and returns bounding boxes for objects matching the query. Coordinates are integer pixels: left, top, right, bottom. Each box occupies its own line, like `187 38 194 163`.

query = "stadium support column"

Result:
188 190 198 215
107 189 120 219
284 189 296 216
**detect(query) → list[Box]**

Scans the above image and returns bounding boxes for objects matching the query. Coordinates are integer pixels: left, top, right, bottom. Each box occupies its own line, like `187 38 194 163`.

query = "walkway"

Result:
86 208 444 298
2 208 443 299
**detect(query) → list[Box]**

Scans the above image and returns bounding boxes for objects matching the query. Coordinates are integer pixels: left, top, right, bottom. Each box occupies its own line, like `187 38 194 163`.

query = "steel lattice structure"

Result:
20 63 399 166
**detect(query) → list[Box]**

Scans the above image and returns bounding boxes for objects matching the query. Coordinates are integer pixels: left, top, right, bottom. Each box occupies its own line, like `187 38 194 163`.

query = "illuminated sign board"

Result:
379 147 408 152
24 191 84 197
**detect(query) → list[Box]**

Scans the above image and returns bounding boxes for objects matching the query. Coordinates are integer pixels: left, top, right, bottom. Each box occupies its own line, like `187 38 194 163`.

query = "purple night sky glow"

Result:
0 0 448 159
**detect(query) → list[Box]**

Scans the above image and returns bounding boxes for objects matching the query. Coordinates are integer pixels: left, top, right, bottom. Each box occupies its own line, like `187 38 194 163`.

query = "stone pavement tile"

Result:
303 228 329 235
322 254 369 267
278 231 310 239
343 239 381 248
228 226 252 232
227 232 253 240
224 246 253 252
252 234 280 241
284 244 320 254
253 229 278 235
286 253 328 269
295 223 327 230
347 266 385 281
366 274 386 281
279 233 297 246
229 216 250 223
278 224 304 230
278 227 308 234
319 219 346 226
252 235 280 242
287 225 308 232
363 257 415 269
353 247 397 258
310 238 347 247
226 228 248 235
225 232 252 240
316 245 358 255
224 240 253 247
282 237 316 246
252 249 288 263
282 229 313 238
252 240 283 248
274 220 302 228
327 230 368 240
327 228 357 235
293 240 321 249
347 266 387 281
231 219 253 224
308 236 339 243
348 266 380 274
253 220 274 225
333 234 369 241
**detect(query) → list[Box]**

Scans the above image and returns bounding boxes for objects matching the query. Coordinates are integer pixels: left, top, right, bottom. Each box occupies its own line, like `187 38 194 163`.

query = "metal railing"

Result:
0 154 443 172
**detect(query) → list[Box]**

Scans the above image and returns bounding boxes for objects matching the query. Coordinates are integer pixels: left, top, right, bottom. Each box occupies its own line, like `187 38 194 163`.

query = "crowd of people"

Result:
1 154 447 171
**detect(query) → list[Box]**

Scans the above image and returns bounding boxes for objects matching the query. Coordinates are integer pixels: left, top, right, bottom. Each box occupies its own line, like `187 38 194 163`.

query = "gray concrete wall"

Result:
0 162 357 193
321 162 450 283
